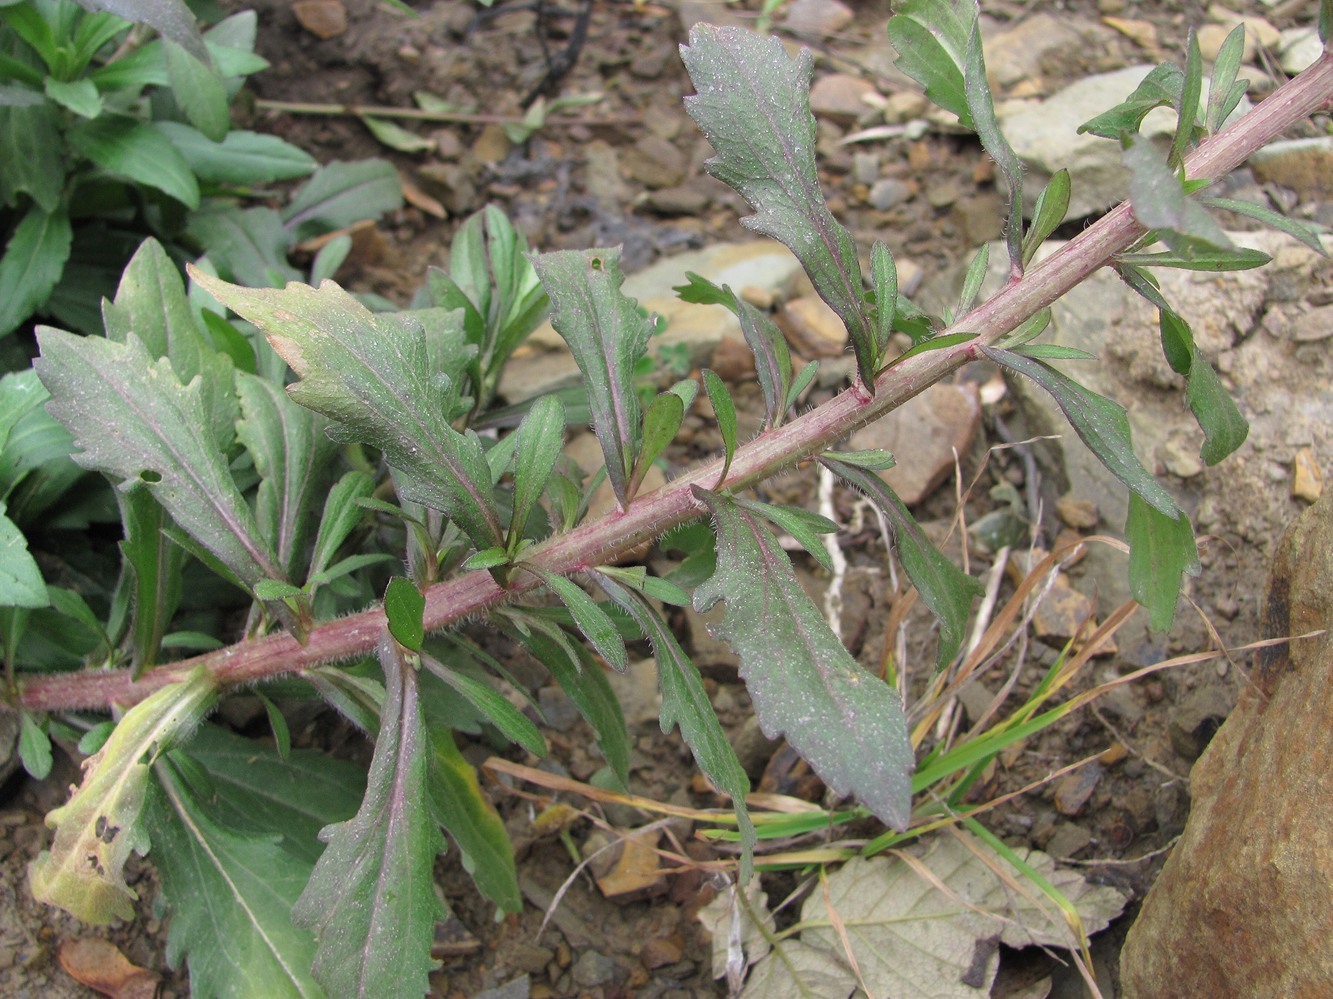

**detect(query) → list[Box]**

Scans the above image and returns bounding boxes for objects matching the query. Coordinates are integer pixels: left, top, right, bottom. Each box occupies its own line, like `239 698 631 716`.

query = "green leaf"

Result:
293 637 446 999
384 577 425 652
702 368 737 487
822 448 895 470
1169 30 1204 168
194 272 503 551
183 723 365 866
1198 197 1328 255
164 39 229 142
786 359 819 411
1116 245 1271 271
34 330 293 597
676 273 793 428
462 547 510 571
632 391 684 498
43 76 101 117
282 159 402 241
692 489 914 829
822 459 984 670
0 103 63 212
0 500 47 608
19 710 52 779
680 25 876 388
870 242 897 361
1205 24 1247 133
30 668 218 924
68 115 200 208
1012 344 1098 360
420 653 545 757
529 567 628 672
237 373 336 581
116 489 183 672
509 394 565 553
0 203 71 338
529 248 652 510
257 691 292 760
964 16 1023 273
734 498 838 574
308 470 374 584
427 726 520 914
156 122 318 184
596 574 756 881
145 765 325 999
1078 62 1183 139
887 1 972 127
1187 353 1248 465
980 346 1180 517
1125 137 1232 254
254 580 303 600
359 114 433 153
515 623 629 787
1322 0 1331 46
1126 493 1199 632
956 242 990 318
1023 169 1071 266
186 205 302 289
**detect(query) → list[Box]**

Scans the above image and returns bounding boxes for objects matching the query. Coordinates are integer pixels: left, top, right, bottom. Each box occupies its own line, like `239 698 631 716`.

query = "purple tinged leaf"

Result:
981 346 1180 517
193 271 504 552
702 369 737 487
680 26 877 389
293 635 447 999
871 242 897 360
692 489 914 829
529 248 652 510
34 329 289 596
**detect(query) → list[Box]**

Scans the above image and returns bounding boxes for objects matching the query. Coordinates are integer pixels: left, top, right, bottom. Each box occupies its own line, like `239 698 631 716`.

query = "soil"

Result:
2 0 1328 996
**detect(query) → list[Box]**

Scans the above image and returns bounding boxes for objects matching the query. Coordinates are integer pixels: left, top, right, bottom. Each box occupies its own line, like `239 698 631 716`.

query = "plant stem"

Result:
16 51 1333 715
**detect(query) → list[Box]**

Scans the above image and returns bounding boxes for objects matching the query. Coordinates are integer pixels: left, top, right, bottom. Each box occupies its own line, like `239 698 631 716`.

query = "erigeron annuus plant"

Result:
6 1 1333 995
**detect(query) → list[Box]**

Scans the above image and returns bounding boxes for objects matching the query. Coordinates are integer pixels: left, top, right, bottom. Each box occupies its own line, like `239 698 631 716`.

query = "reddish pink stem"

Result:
15 51 1333 714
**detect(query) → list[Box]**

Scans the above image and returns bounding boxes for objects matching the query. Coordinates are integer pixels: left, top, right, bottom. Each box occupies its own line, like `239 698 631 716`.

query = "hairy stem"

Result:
16 51 1333 714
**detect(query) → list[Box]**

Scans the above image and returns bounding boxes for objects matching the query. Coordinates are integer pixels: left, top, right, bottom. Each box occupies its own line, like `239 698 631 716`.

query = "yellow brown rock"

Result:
1120 490 1333 997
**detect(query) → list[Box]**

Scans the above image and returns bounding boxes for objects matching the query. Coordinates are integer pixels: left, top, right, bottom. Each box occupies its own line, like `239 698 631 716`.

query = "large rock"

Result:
1119 488 1333 997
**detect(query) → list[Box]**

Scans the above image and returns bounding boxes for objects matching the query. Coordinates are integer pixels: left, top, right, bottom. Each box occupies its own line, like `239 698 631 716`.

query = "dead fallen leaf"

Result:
58 938 160 999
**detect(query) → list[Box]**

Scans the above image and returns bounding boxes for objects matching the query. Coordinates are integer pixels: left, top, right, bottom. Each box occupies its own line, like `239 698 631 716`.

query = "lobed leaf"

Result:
596 574 756 880
887 0 973 127
293 636 447 999
680 25 876 387
1125 493 1199 632
823 459 984 669
34 329 292 598
981 347 1179 517
146 765 325 999
194 272 504 551
529 248 652 510
692 489 914 829
29 669 218 923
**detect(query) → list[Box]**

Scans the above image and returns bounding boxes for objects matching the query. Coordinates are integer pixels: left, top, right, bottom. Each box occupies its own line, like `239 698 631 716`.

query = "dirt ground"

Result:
2 0 1329 996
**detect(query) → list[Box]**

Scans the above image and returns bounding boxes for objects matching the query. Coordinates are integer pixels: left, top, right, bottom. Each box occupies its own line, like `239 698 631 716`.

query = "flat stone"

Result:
585 827 667 901
1056 495 1100 530
621 134 686 189
809 73 877 122
640 936 685 970
603 658 661 727
1053 762 1104 816
1291 304 1333 343
1032 573 1105 650
1101 16 1158 52
1249 138 1333 200
846 383 981 506
984 13 1085 91
473 976 530 999
1046 821 1094 858
571 949 624 987
868 178 913 211
291 0 347 39
1279 27 1323 74
781 0 853 36
1121 492 1333 997
645 182 711 216
778 295 847 357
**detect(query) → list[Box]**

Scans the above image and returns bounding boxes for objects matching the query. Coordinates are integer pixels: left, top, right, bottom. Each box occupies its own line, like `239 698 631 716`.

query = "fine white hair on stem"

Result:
818 462 848 642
